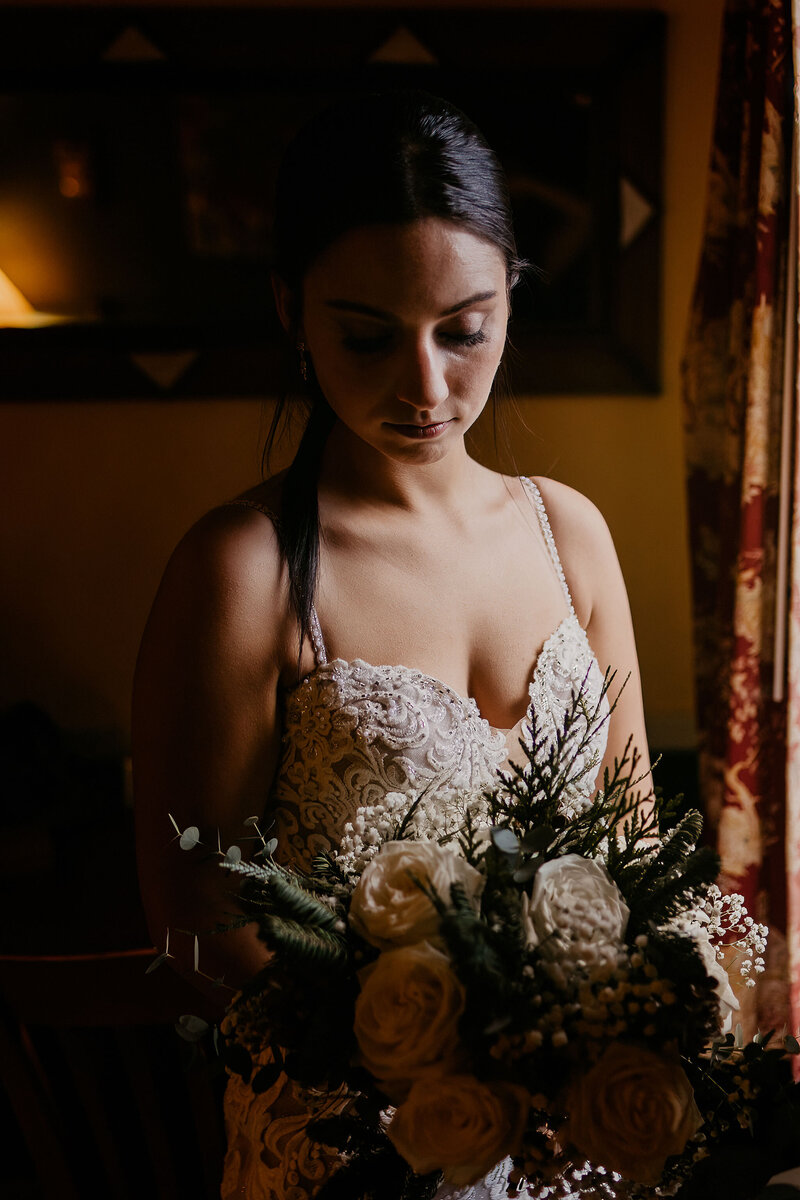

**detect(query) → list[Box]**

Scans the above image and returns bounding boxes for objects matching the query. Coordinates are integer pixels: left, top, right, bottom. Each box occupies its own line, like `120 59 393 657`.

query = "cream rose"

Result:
349 840 484 949
354 941 465 1099
388 1075 529 1186
565 1044 702 1185
520 855 629 967
689 926 740 1035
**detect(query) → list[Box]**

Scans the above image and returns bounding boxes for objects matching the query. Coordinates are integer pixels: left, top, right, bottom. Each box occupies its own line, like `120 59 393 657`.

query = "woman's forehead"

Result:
303 218 507 312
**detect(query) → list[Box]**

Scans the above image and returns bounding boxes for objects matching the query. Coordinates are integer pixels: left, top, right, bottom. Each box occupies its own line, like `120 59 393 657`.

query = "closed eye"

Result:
342 328 489 354
441 329 488 348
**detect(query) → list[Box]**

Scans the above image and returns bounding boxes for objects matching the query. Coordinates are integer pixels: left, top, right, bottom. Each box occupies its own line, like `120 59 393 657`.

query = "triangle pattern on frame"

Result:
102 26 167 63
130 352 198 390
619 177 655 248
369 26 438 65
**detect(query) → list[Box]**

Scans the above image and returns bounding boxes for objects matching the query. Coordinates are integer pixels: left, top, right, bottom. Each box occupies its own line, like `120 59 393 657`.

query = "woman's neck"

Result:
318 420 487 516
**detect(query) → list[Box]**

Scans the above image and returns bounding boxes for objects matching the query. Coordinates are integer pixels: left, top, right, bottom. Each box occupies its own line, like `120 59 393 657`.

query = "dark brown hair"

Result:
267 90 526 658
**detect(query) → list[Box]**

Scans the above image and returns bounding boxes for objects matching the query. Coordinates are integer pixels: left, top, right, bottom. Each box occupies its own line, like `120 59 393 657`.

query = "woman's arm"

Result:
132 504 291 1016
534 477 653 803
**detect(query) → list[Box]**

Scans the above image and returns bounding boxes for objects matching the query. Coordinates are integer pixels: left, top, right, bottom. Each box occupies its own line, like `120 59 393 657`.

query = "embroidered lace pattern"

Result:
221 478 609 1200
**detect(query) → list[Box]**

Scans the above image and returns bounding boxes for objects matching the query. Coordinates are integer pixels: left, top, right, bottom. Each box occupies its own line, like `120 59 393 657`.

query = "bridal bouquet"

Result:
172 674 798 1200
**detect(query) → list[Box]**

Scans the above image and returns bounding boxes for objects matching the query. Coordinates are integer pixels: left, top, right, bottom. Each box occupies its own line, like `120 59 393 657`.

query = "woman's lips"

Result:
385 419 453 439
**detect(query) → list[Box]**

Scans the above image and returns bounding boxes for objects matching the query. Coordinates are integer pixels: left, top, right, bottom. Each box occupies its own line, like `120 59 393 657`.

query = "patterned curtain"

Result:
682 0 796 1038
787 1 800 1056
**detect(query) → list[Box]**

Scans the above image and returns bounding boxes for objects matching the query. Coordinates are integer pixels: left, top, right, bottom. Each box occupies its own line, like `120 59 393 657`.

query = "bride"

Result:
133 91 652 1200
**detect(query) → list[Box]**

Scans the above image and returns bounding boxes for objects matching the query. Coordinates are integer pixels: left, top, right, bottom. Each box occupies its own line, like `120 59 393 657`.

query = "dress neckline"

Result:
301 476 581 738
286 611 586 741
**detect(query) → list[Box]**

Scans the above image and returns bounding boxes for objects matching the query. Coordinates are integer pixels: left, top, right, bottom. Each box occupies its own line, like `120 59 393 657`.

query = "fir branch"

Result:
257 915 347 968
394 778 439 841
628 846 720 933
232 860 343 934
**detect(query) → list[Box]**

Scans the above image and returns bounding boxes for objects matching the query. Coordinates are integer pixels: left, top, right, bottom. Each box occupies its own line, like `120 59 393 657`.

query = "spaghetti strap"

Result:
308 606 328 666
520 477 576 617
222 498 329 667
222 497 281 525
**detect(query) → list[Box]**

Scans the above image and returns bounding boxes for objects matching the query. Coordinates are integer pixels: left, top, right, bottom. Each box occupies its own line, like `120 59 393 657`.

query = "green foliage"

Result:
482 669 721 937
256 915 347 969
309 1116 442 1200
674 1041 800 1200
227 855 349 972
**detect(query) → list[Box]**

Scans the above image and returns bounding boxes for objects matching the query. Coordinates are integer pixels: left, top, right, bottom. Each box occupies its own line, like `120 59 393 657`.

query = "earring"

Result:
297 341 309 382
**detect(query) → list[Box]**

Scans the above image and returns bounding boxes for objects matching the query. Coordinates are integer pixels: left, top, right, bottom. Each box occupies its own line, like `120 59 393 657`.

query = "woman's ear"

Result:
271 271 300 337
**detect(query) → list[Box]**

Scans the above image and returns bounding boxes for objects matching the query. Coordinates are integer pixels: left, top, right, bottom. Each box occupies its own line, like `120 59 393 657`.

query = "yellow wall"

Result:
0 0 724 747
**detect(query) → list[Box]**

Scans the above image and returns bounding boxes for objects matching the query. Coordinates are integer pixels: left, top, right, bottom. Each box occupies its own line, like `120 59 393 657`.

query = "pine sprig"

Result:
222 851 350 971
488 667 622 847
256 916 347 968
308 1117 441 1200
630 847 720 934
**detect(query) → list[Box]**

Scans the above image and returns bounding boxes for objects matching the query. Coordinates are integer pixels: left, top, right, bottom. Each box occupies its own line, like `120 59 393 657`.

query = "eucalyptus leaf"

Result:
512 859 540 883
175 1014 209 1043
784 1034 800 1054
225 844 243 864
179 825 201 850
491 827 519 855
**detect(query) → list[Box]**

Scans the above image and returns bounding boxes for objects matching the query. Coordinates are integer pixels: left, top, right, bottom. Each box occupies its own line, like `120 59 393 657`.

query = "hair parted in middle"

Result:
265 89 528 660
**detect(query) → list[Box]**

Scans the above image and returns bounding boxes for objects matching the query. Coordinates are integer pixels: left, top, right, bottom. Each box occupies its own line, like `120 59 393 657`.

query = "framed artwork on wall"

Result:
0 7 663 399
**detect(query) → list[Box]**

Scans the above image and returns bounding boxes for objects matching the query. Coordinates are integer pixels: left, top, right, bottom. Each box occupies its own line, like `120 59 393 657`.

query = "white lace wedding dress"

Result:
221 478 609 1200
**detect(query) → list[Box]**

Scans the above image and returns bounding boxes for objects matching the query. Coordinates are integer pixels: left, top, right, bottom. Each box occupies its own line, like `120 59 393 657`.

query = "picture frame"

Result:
0 7 664 399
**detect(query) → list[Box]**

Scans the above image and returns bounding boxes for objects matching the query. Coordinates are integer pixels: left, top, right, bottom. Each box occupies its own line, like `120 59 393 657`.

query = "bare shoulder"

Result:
139 489 293 683
530 476 620 626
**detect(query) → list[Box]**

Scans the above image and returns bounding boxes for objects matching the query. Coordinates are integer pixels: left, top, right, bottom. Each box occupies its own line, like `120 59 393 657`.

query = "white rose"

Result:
689 925 740 1034
520 855 629 966
349 840 484 949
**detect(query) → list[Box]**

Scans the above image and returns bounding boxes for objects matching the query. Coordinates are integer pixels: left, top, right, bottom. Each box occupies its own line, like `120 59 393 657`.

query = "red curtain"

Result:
682 0 795 1037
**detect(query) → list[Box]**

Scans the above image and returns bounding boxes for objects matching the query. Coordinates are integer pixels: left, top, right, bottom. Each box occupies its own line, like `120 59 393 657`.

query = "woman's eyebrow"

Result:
325 290 497 320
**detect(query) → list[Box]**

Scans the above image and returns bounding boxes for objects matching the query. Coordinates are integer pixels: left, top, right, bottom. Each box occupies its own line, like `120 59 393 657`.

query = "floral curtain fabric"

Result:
787 0 800 1062
682 0 795 1037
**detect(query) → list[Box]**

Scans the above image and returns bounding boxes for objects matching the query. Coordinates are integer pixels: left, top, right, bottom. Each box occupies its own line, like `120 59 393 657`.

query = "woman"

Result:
133 91 651 1200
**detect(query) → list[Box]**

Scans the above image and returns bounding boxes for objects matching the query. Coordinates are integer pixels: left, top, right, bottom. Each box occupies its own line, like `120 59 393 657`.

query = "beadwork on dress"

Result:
222 480 609 1200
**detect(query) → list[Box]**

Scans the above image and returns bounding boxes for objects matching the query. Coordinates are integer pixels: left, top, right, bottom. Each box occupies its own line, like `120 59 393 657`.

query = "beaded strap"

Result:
222 497 280 524
309 604 328 666
521 477 576 617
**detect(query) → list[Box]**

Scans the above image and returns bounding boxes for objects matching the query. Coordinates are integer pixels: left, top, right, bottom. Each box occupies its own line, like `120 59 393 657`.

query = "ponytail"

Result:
275 395 337 664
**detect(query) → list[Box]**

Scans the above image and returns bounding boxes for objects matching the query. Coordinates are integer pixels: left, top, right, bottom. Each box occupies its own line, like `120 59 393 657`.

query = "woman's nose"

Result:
395 337 449 410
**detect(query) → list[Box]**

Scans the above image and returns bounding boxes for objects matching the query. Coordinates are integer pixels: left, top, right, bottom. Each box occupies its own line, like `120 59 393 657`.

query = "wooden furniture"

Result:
0 948 225 1200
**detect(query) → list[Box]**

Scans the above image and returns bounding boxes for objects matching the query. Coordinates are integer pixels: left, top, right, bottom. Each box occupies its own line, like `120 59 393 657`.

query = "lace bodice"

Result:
270 478 608 875
272 611 606 876
222 477 609 1200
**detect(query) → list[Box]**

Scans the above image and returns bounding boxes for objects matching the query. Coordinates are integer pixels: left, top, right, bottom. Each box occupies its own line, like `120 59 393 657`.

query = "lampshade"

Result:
0 266 35 319
0 266 74 327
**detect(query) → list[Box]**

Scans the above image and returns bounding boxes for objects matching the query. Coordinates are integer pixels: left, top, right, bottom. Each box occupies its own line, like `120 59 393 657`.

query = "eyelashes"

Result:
342 329 489 355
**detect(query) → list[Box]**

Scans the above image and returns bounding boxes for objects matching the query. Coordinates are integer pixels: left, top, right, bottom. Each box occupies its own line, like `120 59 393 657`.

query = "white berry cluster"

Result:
670 884 767 987
335 784 492 876
401 784 490 846
335 791 415 874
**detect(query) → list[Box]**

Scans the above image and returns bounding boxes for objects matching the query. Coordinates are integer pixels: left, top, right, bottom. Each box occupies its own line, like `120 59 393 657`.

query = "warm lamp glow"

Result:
0 266 35 319
0 265 74 328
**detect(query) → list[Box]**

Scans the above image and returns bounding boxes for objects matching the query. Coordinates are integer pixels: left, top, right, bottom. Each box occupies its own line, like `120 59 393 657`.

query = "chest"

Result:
312 503 571 730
